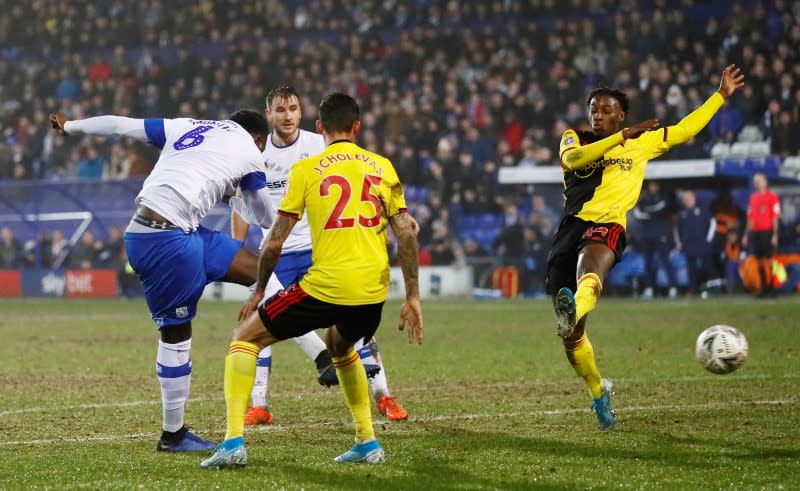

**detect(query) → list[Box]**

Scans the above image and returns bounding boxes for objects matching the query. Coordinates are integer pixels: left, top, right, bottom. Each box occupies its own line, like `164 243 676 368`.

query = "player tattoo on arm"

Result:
255 215 295 291
390 213 420 298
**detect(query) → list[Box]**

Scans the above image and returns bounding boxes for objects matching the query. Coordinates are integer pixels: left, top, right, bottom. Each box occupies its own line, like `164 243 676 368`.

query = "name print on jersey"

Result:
313 152 385 176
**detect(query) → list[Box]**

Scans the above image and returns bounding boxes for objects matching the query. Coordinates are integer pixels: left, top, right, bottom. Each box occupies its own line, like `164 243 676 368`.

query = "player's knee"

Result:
160 322 192 343
325 327 355 357
232 317 277 349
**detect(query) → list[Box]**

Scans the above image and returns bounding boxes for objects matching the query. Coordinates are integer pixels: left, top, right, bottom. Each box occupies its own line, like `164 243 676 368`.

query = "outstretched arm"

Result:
664 65 745 147
50 112 150 142
560 120 660 171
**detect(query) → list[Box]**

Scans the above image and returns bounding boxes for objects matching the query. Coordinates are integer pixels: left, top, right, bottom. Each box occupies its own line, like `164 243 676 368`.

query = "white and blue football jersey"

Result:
137 118 269 232
260 129 324 252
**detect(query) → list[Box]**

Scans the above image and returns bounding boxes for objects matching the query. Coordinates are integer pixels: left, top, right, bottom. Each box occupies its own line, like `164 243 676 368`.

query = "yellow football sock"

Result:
224 341 260 440
566 334 603 398
575 273 602 322
333 350 375 443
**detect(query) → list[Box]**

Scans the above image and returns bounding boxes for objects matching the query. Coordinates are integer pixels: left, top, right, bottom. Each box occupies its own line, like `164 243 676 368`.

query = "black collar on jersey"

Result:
328 139 352 146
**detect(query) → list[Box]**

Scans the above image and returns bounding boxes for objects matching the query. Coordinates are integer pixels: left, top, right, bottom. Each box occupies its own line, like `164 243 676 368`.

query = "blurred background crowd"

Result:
1 0 799 296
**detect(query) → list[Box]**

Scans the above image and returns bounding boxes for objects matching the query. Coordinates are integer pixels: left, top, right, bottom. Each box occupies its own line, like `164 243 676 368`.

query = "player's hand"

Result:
49 112 69 135
408 214 421 237
239 289 265 322
622 120 660 140
718 64 745 100
398 296 423 344
771 233 778 248
741 234 748 248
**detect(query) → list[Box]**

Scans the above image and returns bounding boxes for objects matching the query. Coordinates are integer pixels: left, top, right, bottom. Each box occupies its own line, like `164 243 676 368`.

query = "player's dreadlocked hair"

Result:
586 87 630 113
228 109 269 135
266 86 300 109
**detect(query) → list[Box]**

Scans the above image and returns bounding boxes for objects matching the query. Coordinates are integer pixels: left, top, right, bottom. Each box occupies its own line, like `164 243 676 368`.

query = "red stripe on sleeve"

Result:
277 210 300 220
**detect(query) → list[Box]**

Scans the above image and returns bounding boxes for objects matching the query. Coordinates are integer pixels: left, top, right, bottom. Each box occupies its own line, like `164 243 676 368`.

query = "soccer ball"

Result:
695 325 749 375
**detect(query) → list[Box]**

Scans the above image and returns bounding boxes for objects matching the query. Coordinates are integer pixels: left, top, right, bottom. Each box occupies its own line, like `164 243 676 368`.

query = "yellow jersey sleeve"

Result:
380 159 407 218
559 129 581 169
277 164 306 220
638 92 725 159
560 129 624 171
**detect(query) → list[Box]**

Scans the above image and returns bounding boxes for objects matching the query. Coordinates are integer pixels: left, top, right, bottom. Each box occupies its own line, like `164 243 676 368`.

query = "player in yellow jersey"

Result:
201 93 423 468
546 65 744 430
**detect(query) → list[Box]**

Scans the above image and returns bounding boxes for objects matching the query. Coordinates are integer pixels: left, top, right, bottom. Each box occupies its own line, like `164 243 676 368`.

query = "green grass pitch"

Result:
0 296 798 490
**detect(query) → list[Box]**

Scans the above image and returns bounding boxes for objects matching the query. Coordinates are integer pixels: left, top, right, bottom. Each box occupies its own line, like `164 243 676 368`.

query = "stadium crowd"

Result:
1 0 799 294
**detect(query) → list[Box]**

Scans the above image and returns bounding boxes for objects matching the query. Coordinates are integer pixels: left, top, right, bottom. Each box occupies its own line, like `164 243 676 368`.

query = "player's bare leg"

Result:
220 248 258 286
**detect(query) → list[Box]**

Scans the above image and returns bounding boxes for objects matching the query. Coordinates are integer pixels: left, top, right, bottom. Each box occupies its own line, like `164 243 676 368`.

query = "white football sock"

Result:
156 339 192 433
293 331 327 361
250 345 272 408
356 338 390 399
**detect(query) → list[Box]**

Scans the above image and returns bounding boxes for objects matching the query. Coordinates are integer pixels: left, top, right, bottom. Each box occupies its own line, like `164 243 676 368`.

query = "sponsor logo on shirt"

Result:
575 157 634 178
266 179 288 189
176 306 189 318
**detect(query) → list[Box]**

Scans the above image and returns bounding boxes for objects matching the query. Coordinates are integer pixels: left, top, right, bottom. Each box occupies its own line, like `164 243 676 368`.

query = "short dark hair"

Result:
266 86 300 109
586 87 630 113
318 93 360 133
228 109 269 134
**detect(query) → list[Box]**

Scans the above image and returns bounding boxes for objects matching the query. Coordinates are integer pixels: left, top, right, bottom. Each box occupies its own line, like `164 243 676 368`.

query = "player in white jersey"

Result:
50 109 279 452
231 87 411 424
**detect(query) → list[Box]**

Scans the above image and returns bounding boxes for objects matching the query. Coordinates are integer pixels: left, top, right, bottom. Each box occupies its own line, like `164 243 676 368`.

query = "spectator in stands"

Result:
0 0 799 278
46 230 69 268
520 226 547 296
742 172 781 298
77 146 105 179
103 144 132 180
99 225 125 268
527 194 559 238
771 111 799 157
0 226 23 268
708 103 745 143
68 230 103 269
493 202 525 272
429 238 457 266
675 190 715 296
633 181 678 299
709 188 745 293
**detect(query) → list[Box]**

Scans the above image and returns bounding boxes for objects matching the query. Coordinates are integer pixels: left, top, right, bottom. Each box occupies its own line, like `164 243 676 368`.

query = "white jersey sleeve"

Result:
260 129 325 252
64 116 152 142
134 118 270 232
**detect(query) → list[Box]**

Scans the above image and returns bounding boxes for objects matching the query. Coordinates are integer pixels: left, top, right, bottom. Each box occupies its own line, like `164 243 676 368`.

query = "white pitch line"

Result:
2 372 797 417
0 399 795 447
0 399 184 417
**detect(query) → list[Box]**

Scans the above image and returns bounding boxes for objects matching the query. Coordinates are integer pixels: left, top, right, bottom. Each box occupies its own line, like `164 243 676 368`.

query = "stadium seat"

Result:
710 142 731 160
762 156 781 177
748 141 771 158
737 125 764 143
744 158 764 174
458 215 479 231
718 159 744 176
728 142 751 158
474 229 497 250
478 213 503 230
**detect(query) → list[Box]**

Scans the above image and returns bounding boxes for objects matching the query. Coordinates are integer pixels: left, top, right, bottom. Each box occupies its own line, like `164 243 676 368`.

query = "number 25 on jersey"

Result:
320 174 382 230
